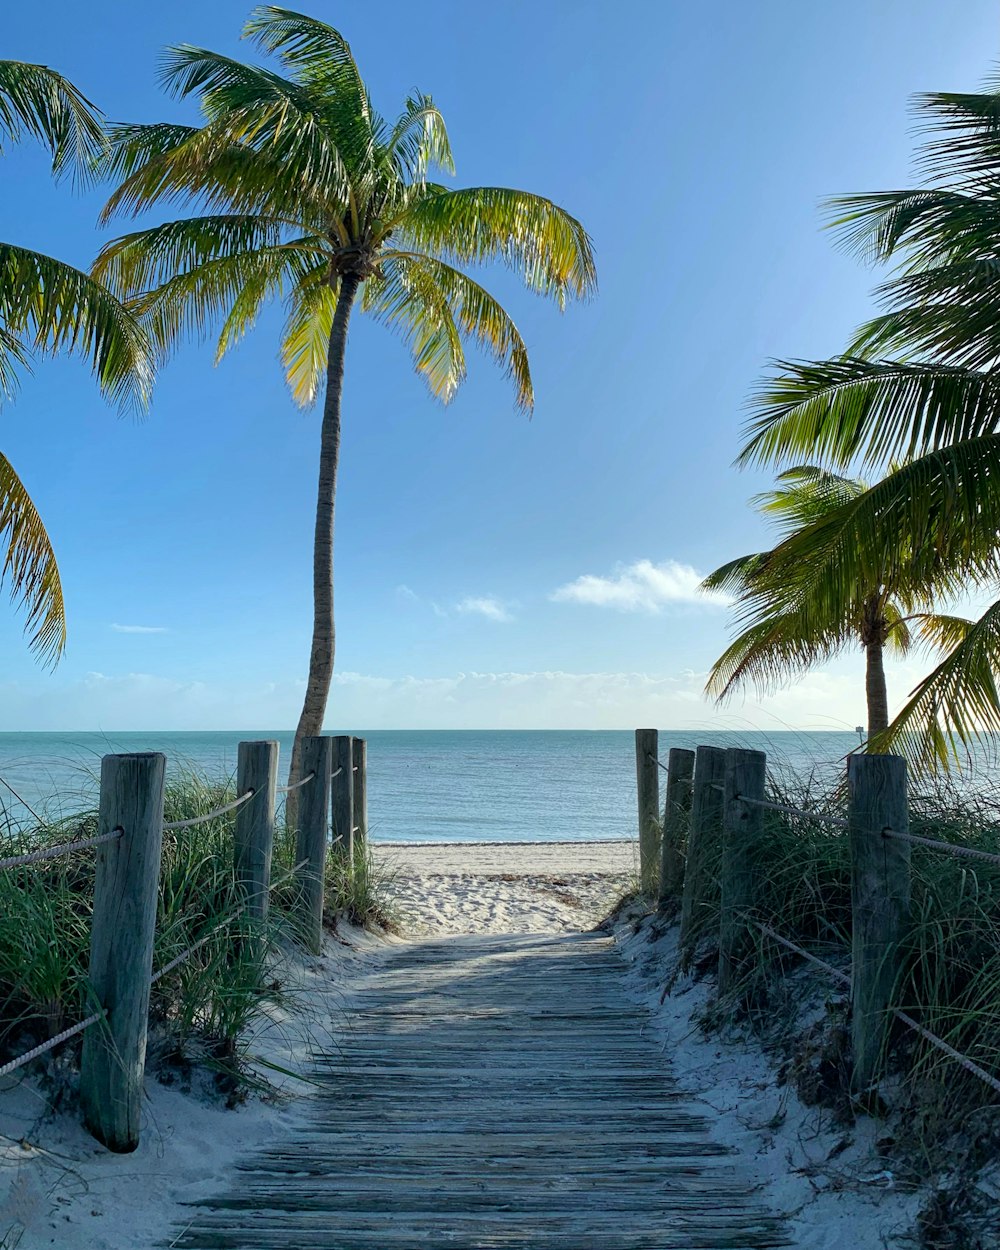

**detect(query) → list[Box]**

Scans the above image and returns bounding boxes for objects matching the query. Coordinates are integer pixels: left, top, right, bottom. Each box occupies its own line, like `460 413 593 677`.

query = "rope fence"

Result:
637 730 1000 1102
0 827 123 872
0 734 369 1151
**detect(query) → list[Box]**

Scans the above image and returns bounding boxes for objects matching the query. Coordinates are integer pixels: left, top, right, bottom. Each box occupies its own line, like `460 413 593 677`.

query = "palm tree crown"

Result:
92 7 596 787
727 77 1000 768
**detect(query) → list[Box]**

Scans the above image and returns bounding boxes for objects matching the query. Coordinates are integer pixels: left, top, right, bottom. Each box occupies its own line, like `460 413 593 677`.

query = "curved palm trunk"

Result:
287 272 361 813
865 636 889 739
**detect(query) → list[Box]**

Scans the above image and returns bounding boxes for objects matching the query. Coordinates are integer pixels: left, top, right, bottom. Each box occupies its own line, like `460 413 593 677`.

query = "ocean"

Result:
0 729 861 843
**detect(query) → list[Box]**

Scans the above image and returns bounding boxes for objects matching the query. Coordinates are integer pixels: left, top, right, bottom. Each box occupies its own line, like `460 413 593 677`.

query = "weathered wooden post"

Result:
679 745 728 957
658 747 695 909
718 747 767 996
295 736 333 954
234 740 278 925
849 752 909 1093
331 735 354 867
81 752 166 1152
351 736 368 849
635 729 660 896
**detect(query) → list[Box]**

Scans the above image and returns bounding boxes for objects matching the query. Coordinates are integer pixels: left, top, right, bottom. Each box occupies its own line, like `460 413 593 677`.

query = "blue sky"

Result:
2 0 998 731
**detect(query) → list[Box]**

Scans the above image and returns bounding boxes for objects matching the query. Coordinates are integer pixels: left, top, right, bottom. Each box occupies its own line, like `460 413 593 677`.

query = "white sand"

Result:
0 840 925 1248
375 838 636 934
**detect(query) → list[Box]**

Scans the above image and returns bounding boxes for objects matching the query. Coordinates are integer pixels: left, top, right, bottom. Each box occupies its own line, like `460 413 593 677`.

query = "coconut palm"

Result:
731 77 1000 767
0 60 152 661
703 466 962 737
92 7 596 790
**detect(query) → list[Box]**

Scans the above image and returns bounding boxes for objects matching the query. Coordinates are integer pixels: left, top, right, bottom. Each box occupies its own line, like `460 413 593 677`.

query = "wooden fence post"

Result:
80 752 166 1152
679 745 728 957
658 747 694 909
331 735 354 867
295 736 333 954
234 740 278 925
635 729 660 896
351 736 367 849
718 748 767 996
848 753 909 1092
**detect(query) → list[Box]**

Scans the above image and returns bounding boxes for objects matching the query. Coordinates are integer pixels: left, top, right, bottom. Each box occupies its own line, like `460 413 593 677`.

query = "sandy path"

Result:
374 839 636 935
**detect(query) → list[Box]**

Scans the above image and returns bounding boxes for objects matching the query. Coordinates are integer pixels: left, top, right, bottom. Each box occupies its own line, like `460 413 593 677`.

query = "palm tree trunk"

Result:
865 636 890 739
287 271 361 814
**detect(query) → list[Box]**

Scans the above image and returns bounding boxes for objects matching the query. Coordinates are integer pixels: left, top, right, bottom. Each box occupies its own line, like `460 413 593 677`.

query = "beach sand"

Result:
3 838 917 1250
375 838 636 934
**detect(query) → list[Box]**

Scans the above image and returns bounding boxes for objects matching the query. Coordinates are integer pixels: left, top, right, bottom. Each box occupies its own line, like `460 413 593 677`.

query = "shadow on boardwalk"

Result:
168 931 790 1249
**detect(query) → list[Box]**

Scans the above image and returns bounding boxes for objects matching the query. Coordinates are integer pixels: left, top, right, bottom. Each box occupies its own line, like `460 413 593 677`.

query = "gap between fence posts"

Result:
658 747 694 909
331 736 354 869
679 745 728 958
635 729 660 896
80 752 166 1153
352 736 367 852
849 752 909 1093
234 741 278 926
718 748 767 997
295 736 333 955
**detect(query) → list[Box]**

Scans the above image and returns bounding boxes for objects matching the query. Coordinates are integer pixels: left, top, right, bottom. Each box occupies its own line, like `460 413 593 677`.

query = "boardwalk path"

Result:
170 932 790 1249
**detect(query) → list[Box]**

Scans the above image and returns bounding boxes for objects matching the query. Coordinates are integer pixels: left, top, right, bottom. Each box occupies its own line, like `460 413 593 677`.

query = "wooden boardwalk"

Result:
169 932 790 1249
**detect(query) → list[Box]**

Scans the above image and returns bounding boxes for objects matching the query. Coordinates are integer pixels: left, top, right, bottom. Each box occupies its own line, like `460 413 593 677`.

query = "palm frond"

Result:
387 94 453 180
911 611 977 654
0 243 152 408
279 260 336 406
874 596 1000 770
382 251 533 410
0 59 104 177
741 357 1000 471
397 187 596 306
826 188 999 268
706 609 846 702
0 453 65 664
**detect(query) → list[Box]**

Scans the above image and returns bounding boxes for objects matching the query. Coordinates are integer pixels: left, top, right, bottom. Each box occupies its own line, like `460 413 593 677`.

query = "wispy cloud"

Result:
111 623 168 634
551 559 730 613
456 596 515 623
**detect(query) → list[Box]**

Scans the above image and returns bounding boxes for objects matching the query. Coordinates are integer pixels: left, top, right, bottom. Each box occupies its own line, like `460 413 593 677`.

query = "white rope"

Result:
883 827 1000 867
163 790 255 831
0 828 123 871
276 772 315 795
738 794 848 829
752 919 1000 1097
0 1010 105 1080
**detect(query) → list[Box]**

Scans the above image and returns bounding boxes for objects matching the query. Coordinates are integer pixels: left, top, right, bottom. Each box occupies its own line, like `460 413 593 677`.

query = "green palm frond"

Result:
741 358 1000 471
382 251 533 410
751 465 866 533
874 597 1000 770
0 243 153 408
0 453 65 664
280 263 337 406
398 187 597 306
827 189 998 269
705 608 846 702
0 59 104 177
363 256 465 405
387 94 454 181
911 612 977 654
914 83 1000 182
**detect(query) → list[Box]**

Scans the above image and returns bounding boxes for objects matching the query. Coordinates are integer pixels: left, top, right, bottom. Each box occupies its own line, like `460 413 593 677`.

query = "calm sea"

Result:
0 729 861 843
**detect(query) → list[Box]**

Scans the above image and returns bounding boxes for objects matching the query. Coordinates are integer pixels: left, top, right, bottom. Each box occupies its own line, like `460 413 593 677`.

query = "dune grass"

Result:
0 768 394 1095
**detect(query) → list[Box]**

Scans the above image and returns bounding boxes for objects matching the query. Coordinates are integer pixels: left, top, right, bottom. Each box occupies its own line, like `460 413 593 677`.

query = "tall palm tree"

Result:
93 7 596 791
704 466 958 736
0 60 152 661
731 76 1000 768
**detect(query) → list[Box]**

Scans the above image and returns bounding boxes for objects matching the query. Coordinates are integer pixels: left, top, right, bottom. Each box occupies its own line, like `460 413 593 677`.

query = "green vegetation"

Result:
0 59 152 662
703 466 965 737
0 768 393 1097
90 5 597 794
708 74 1000 772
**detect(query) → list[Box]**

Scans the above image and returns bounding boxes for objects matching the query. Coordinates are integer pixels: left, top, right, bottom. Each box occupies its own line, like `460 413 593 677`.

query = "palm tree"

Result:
0 59 152 660
731 76 1000 768
703 466 959 737
93 7 596 791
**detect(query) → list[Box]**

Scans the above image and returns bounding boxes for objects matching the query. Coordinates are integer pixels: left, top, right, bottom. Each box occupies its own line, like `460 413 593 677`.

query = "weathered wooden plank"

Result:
169 929 789 1249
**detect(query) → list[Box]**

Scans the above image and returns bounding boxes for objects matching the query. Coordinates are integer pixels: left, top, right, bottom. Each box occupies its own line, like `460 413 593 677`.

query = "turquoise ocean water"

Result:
0 729 861 843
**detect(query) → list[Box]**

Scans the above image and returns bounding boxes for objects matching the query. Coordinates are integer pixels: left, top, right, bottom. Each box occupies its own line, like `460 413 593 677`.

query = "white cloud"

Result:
455 596 514 623
551 559 730 613
111 623 168 634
